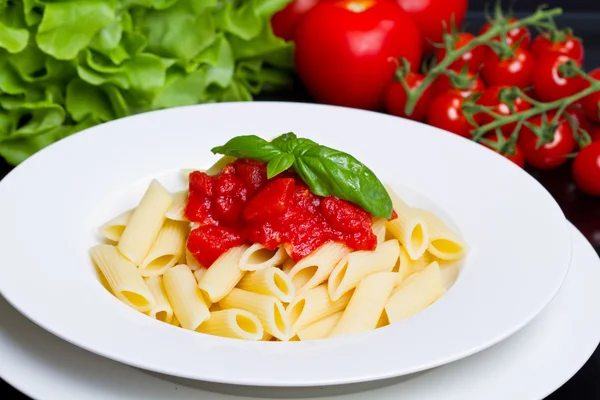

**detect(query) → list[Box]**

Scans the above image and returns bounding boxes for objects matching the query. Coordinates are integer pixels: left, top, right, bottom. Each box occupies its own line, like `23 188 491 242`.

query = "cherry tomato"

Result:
426 93 475 138
295 0 423 110
482 138 526 168
481 47 534 89
480 17 531 50
476 85 532 136
530 31 584 65
518 113 576 169
432 71 486 99
572 142 600 196
565 107 595 137
385 73 433 121
589 124 600 142
435 32 486 73
532 54 585 102
580 68 600 123
395 0 468 52
271 0 319 41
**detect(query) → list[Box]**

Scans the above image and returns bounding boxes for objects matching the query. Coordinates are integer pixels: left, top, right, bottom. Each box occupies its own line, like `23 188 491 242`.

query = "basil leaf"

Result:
211 134 282 162
266 153 294 179
294 145 393 219
272 132 317 154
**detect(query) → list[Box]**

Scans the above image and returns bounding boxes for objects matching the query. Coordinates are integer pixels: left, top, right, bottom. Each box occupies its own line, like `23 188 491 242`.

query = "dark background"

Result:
471 0 600 11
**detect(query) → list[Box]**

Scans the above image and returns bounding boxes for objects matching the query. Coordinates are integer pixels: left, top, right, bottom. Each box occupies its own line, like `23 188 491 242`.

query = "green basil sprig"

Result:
211 133 393 219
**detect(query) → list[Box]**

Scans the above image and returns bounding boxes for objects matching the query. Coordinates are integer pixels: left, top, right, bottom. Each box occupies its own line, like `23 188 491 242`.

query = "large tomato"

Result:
481 47 535 89
271 0 319 41
295 1 423 110
532 54 585 102
427 93 475 138
385 73 433 122
573 142 600 196
530 31 584 65
580 68 600 123
518 113 576 169
395 0 468 52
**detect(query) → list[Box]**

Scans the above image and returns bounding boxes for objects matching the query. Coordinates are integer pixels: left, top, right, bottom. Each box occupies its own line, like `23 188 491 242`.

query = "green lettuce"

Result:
0 0 293 164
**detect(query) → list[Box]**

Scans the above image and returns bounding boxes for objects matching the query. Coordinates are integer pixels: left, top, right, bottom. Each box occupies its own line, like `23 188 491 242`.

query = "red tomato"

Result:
243 178 295 223
581 69 600 123
518 113 576 169
295 0 423 110
476 85 532 136
385 73 433 121
481 47 535 89
530 32 584 65
572 142 600 196
532 54 585 102
480 17 531 50
271 0 319 41
395 0 468 52
565 107 595 136
432 71 486 99
435 32 486 73
426 93 475 138
482 138 526 168
589 124 600 142
187 225 245 267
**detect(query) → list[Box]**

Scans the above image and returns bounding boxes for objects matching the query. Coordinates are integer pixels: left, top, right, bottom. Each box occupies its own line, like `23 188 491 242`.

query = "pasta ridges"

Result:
288 284 353 335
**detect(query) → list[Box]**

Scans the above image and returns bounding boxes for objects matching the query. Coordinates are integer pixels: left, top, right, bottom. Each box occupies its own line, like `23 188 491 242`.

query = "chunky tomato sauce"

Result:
185 159 377 267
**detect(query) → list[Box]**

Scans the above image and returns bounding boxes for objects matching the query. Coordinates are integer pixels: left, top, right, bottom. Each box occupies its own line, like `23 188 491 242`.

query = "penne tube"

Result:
193 266 208 283
287 242 351 295
118 180 173 265
329 272 397 338
385 186 430 260
328 240 400 301
197 245 248 303
197 309 264 340
297 311 343 341
385 261 446 323
90 245 154 312
186 247 203 271
417 209 468 261
98 209 133 242
237 267 295 303
393 245 425 287
261 332 273 341
282 258 295 275
204 156 237 176
219 289 291 341
239 244 287 271
287 284 353 335
163 265 210 331
165 191 188 221
140 220 187 277
372 217 388 245
144 276 173 324
171 314 180 327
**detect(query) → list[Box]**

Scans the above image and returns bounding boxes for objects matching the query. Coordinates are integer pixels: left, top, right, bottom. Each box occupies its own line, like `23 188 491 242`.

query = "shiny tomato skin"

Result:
435 33 486 73
321 196 372 233
518 114 576 169
476 85 532 136
385 73 432 121
243 178 295 223
271 0 319 41
233 158 268 196
432 71 486 99
581 69 600 123
395 0 468 52
482 138 525 168
573 142 600 196
187 225 245 267
480 17 531 50
214 172 248 226
295 0 423 110
532 54 585 102
530 32 584 65
426 93 474 139
481 48 535 89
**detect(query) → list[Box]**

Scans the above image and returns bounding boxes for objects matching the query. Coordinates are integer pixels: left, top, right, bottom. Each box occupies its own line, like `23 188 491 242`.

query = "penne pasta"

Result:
205 156 237 176
197 245 248 303
186 247 203 271
140 220 187 277
287 284 353 335
385 186 430 260
171 314 180 327
197 309 264 341
237 267 295 303
118 180 173 265
193 266 208 282
372 217 388 245
287 242 351 295
219 288 291 341
165 191 188 221
282 258 295 275
385 261 446 323
239 244 287 271
98 209 133 242
418 209 468 261
144 276 173 324
163 264 210 331
328 239 400 301
90 245 154 312
297 311 343 341
329 272 397 338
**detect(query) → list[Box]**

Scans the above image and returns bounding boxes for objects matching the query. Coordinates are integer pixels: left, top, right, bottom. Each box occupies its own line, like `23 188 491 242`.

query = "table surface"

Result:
2 9 600 400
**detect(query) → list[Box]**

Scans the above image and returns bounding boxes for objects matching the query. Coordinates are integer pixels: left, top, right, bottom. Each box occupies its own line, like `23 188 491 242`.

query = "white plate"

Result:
1 223 597 400
0 102 571 386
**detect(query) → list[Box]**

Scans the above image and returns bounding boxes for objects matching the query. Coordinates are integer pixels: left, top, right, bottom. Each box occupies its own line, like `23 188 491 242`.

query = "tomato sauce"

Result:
185 159 377 267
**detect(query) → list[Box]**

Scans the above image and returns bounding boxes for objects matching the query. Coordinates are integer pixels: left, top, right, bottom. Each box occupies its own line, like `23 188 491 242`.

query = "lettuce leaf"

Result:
0 0 294 165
